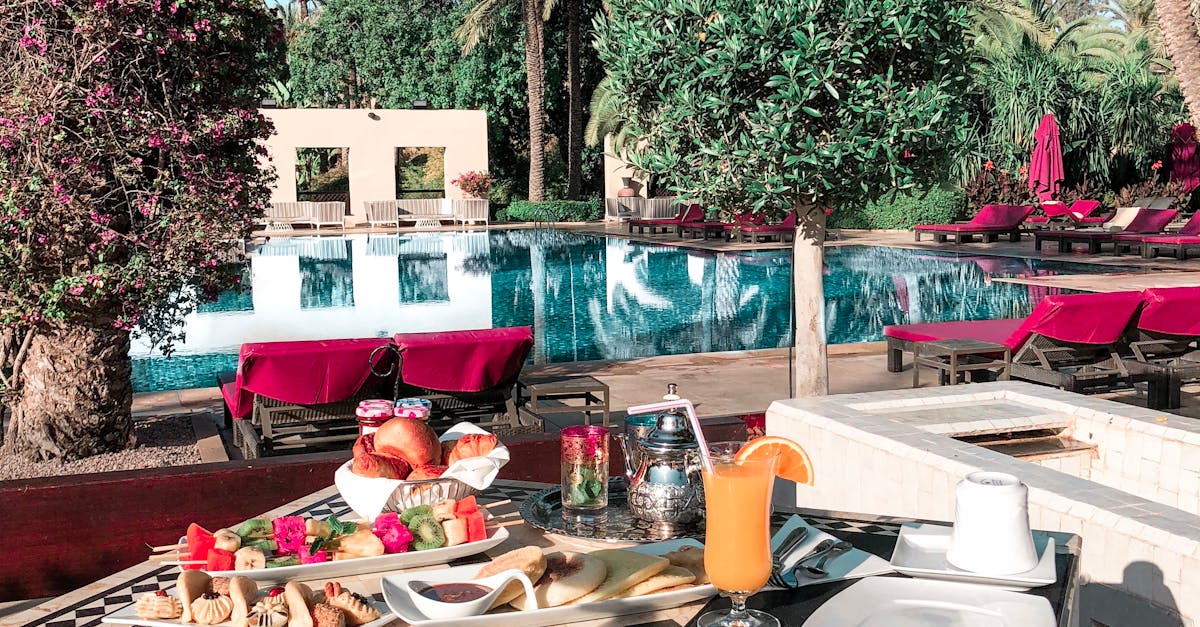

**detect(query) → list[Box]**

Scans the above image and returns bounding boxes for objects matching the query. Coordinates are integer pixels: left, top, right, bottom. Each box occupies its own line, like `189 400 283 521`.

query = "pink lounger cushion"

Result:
1116 235 1200 244
914 224 1018 232
884 318 1023 346
630 204 704 226
914 204 1034 232
1138 287 1200 336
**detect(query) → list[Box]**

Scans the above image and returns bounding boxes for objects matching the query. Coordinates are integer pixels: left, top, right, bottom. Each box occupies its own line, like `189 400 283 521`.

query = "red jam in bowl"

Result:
417 583 492 604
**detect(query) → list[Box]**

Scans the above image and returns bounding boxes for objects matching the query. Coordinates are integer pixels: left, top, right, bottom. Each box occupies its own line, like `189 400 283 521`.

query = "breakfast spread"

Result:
134 571 380 627
153 496 491 571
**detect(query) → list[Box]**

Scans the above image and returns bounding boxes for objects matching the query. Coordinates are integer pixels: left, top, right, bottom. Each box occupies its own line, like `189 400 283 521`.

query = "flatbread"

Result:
610 565 696 598
663 545 709 585
475 546 547 608
567 550 669 605
509 552 606 609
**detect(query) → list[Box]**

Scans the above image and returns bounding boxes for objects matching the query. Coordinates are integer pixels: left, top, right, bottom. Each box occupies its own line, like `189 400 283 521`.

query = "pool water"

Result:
130 230 1138 392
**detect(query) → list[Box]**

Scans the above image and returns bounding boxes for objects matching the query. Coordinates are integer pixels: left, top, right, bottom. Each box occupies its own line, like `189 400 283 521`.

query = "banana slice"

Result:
234 546 266 570
214 529 242 553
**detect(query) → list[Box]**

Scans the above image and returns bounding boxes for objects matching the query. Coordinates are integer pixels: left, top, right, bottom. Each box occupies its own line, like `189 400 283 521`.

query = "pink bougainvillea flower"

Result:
1151 160 1162 171
984 160 994 171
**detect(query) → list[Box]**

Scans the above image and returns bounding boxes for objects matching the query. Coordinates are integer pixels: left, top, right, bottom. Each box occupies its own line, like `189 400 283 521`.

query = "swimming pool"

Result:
130 230 1139 392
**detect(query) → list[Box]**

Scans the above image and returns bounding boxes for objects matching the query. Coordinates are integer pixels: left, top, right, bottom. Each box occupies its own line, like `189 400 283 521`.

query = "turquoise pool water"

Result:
130 230 1138 392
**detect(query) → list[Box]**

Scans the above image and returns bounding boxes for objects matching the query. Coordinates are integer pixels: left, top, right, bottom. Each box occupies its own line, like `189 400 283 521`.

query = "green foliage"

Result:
501 199 602 221
0 0 282 346
829 187 967 229
593 0 973 221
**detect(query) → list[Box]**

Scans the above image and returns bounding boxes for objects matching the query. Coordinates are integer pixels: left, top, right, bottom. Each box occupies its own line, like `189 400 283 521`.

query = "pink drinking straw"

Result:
625 399 714 474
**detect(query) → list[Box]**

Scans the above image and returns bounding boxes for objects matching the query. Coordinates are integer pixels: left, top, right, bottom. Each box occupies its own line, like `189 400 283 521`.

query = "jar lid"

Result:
639 411 697 452
625 414 658 428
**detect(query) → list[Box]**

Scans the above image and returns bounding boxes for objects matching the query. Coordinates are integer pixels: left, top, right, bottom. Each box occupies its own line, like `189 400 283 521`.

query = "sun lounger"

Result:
1033 208 1178 254
1025 200 1107 228
1122 287 1200 408
627 204 703 235
734 211 798 242
913 204 1034 244
1113 212 1200 258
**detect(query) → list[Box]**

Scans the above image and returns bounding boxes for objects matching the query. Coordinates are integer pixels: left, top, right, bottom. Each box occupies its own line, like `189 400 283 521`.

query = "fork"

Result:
766 526 810 588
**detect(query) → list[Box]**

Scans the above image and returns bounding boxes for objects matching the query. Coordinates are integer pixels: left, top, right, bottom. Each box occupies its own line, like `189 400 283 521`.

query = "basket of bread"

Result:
335 416 509 520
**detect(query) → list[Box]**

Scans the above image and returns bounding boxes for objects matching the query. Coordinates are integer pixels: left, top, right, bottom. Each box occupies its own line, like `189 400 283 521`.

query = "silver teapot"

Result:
619 388 705 531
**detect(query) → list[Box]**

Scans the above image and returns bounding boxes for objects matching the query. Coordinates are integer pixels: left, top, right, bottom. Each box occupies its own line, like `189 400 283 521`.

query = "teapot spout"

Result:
616 433 636 481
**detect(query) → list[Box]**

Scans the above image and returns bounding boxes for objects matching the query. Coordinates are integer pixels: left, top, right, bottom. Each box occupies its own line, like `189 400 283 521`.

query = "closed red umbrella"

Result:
1170 123 1200 193
1029 113 1064 202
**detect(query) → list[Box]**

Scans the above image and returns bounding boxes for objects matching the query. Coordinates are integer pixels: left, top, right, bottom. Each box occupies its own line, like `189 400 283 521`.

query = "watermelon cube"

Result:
206 548 235 571
272 516 307 556
461 511 486 543
299 550 328 564
454 496 478 516
184 524 215 571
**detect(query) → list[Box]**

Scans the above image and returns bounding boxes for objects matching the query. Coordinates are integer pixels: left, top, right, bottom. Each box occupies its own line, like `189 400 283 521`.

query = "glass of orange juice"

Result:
698 441 781 627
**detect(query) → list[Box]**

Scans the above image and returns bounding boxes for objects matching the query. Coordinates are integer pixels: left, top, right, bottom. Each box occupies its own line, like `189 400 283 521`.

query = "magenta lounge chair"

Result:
913 204 1035 244
1123 287 1200 408
884 291 1163 399
679 211 760 240
1112 212 1200 259
627 204 704 235
1033 208 1178 254
734 210 798 243
1064 200 1108 225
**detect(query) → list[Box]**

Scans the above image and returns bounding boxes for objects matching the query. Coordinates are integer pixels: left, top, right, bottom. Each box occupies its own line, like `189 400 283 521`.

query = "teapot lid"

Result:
640 410 697 452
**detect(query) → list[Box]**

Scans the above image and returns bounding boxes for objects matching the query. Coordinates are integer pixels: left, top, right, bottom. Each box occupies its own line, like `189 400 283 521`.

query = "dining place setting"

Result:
46 393 1077 627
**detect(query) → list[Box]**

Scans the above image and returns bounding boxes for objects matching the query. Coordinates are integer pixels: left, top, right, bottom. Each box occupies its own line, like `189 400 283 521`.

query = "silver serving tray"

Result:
518 480 704 543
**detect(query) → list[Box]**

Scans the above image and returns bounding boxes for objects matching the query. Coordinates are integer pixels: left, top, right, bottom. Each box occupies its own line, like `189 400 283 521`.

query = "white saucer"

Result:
889 523 1056 590
802 576 1056 627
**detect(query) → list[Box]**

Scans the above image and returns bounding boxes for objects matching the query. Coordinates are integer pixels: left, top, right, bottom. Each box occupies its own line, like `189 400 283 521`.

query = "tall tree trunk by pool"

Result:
1156 0 1200 125
791 205 829 397
566 0 583 200
9 325 134 461
524 0 547 202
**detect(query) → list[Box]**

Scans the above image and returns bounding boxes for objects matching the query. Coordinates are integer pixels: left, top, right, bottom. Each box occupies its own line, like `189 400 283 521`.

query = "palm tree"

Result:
458 0 585 202
1154 0 1200 124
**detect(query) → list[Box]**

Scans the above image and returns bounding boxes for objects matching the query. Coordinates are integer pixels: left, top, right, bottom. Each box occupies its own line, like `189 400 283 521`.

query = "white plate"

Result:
200 522 509 583
380 538 716 627
101 590 390 627
802 576 1056 627
889 523 1056 590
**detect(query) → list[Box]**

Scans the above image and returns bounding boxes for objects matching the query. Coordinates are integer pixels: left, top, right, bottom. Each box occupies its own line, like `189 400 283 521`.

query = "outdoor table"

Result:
515 374 611 426
11 480 1079 627
912 338 1012 387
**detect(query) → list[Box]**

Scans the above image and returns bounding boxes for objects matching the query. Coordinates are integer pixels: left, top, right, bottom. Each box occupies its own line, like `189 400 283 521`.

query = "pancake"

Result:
509 552 606 609
610 565 696 598
567 550 669 605
474 546 547 608
663 545 710 585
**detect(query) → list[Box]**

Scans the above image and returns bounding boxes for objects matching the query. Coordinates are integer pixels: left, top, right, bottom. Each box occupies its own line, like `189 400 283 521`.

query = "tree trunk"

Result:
565 0 583 200
298 0 308 21
524 0 547 202
1156 0 1200 126
791 204 828 397
8 324 134 461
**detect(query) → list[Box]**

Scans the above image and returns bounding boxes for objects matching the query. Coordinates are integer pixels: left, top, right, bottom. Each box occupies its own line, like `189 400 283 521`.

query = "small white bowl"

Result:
403 568 537 619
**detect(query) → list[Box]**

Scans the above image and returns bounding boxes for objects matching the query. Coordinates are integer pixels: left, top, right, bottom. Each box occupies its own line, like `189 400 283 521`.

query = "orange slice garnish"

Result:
734 436 815 486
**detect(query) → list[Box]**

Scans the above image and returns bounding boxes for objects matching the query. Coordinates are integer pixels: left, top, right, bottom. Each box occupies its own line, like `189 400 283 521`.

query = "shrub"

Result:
502 199 602 222
451 171 494 199
829 187 967 230
962 162 1039 208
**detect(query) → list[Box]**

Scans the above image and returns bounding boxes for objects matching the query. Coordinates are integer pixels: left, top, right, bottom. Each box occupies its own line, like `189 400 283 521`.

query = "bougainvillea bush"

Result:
451 170 494 199
0 0 283 460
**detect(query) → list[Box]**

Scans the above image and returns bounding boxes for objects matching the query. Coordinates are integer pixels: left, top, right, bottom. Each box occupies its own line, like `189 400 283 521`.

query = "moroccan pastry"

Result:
509 551 606 609
663 545 710 585
284 581 315 627
312 603 346 627
325 590 380 626
209 576 232 597
566 549 669 604
333 528 385 560
444 433 499 465
190 592 234 625
475 546 547 608
135 591 183 619
176 570 212 623
246 594 289 627
228 576 260 627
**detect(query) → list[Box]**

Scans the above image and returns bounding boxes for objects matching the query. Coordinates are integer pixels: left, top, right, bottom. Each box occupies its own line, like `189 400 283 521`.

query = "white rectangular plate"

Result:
802 576 1056 627
889 523 1056 590
380 537 716 627
201 523 509 583
101 590 390 627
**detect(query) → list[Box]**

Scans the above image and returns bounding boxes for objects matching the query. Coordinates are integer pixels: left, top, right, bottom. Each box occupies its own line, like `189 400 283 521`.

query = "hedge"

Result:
828 186 967 230
501 199 603 222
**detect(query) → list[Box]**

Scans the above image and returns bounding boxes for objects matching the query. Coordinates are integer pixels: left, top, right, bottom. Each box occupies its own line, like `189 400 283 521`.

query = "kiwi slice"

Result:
243 538 278 552
400 505 433 526
407 515 446 551
265 555 300 568
235 518 272 539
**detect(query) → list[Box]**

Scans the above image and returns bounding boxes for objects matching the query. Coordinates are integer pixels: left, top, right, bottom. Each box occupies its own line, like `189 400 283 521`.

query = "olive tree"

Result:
594 0 971 395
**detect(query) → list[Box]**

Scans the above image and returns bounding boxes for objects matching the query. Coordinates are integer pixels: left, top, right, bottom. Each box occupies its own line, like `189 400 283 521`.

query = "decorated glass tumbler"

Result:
561 425 610 520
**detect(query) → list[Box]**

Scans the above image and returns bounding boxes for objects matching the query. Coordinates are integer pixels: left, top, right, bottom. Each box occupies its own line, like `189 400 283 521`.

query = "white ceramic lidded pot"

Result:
946 471 1039 576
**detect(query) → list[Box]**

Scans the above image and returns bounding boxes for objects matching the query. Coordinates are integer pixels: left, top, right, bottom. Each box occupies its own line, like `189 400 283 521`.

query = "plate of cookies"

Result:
101 570 389 627
380 538 716 626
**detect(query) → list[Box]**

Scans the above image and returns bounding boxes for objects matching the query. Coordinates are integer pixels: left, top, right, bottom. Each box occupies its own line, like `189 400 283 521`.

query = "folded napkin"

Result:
766 515 894 589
